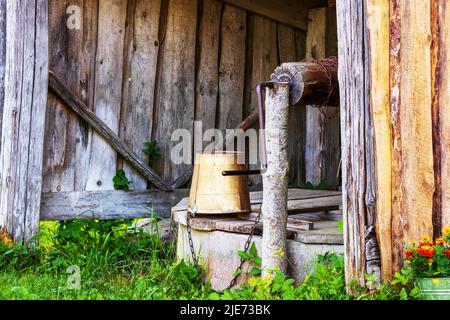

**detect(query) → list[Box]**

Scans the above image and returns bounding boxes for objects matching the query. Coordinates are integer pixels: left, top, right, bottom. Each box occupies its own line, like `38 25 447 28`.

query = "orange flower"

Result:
436 237 446 246
417 244 435 258
405 249 414 259
444 249 450 258
428 258 434 266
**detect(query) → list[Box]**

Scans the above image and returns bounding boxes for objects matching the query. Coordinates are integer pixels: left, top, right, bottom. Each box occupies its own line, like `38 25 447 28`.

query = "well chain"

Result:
185 208 262 291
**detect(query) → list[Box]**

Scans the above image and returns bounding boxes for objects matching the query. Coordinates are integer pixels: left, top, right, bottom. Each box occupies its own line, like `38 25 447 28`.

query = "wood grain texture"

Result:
305 8 326 187
278 24 305 187
86 0 127 191
304 7 340 190
248 15 278 186
0 0 5 151
0 0 49 241
153 0 198 182
221 0 326 31
49 72 173 191
120 0 161 190
336 0 370 289
44 0 98 193
392 0 434 268
366 0 392 281
439 1 450 229
432 0 450 230
217 4 246 130
195 0 221 136
41 189 189 220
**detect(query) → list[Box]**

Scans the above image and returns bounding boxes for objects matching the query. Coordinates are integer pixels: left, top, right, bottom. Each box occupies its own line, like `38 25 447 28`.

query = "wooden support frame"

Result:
336 1 380 289
0 0 49 242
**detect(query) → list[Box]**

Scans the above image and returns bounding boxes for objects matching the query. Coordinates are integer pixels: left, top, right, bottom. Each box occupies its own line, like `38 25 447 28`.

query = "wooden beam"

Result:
222 0 327 31
0 0 49 242
40 189 190 221
48 72 173 192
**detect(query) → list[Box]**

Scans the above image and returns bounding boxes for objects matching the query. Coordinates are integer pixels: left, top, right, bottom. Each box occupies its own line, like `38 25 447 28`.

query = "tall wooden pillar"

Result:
0 0 49 242
336 0 380 289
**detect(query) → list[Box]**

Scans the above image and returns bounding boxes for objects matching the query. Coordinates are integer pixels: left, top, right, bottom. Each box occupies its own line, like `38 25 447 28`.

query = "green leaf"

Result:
238 250 250 260
250 267 261 276
253 256 262 267
249 242 258 257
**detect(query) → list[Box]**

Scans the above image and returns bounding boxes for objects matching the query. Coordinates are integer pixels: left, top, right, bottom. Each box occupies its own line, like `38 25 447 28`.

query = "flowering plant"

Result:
404 227 450 278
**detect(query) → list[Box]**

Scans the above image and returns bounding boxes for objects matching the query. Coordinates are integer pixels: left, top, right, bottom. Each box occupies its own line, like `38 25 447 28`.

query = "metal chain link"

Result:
186 210 202 277
185 208 262 290
227 210 262 290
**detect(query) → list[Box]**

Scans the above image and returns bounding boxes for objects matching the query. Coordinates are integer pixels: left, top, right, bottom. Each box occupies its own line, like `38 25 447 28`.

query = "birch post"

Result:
261 82 290 276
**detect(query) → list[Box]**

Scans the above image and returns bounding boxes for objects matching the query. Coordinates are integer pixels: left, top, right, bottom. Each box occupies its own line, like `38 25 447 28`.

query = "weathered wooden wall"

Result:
44 0 339 196
339 0 450 286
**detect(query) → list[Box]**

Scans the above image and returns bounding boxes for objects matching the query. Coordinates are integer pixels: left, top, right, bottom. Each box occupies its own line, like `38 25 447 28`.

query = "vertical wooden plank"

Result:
153 0 198 181
0 0 5 150
217 4 246 130
85 0 127 191
277 24 296 63
195 0 221 136
391 0 434 267
336 0 369 289
366 0 392 281
431 0 442 237
120 0 161 190
0 0 49 241
278 24 305 187
305 7 340 190
322 7 340 190
433 0 450 230
305 8 326 186
44 0 98 193
248 15 278 186
287 29 307 187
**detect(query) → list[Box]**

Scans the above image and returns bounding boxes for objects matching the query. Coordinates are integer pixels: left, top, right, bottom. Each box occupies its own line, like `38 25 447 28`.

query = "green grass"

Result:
0 219 419 300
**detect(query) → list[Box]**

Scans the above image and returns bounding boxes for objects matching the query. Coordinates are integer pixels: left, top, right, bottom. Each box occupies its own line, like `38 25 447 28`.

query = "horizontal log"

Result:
40 189 190 220
271 61 339 106
48 71 173 191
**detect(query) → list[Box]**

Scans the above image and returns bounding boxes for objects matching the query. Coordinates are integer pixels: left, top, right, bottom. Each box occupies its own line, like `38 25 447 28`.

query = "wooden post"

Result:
336 0 380 290
0 0 49 242
261 82 290 276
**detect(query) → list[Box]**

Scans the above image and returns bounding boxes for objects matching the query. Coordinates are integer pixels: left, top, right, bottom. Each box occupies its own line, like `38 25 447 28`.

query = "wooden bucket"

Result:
188 152 251 214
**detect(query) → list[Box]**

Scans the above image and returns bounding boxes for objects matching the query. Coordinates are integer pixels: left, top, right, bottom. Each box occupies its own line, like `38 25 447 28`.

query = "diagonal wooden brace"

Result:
48 71 173 192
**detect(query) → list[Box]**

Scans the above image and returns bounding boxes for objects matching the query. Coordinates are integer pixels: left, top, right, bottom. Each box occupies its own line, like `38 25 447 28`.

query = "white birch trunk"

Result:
261 82 290 276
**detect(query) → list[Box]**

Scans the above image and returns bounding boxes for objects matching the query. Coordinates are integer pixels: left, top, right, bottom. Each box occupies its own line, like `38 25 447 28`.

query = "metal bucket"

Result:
188 152 251 214
415 278 450 300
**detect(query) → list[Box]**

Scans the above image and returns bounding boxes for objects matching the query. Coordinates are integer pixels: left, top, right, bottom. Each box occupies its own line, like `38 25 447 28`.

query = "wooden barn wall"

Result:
44 0 338 193
362 0 450 280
